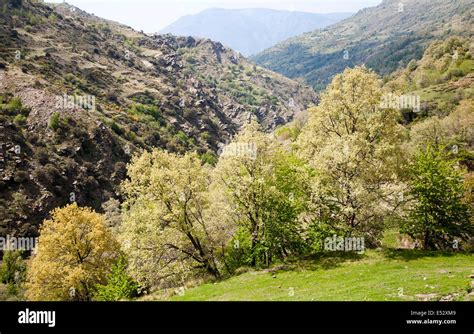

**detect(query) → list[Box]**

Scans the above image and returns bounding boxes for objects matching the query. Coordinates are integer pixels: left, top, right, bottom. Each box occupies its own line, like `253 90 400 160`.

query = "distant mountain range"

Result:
251 0 474 90
160 8 353 56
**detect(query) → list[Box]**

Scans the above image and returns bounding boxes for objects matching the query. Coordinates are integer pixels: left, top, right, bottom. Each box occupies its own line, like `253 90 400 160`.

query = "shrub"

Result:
402 145 473 250
109 120 124 135
13 114 27 125
34 148 49 165
175 131 189 145
93 256 139 301
1 97 25 115
48 112 61 130
13 170 29 183
128 104 162 123
0 250 27 295
33 164 60 188
200 152 218 166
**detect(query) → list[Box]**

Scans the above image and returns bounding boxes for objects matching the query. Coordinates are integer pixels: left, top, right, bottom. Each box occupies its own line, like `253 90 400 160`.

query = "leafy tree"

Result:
120 150 222 288
0 250 26 295
211 121 310 268
94 256 139 301
25 203 120 301
402 145 473 250
297 66 407 246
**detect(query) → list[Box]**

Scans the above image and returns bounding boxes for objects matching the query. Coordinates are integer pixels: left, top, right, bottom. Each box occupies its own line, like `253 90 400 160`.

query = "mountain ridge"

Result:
160 8 353 56
251 0 474 90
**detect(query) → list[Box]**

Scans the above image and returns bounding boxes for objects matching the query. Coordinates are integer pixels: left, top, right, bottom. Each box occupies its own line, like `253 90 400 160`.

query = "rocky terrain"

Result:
0 0 318 238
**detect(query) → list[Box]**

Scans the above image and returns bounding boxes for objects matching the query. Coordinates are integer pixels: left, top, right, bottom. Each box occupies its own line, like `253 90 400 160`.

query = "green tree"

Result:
94 256 139 301
0 250 26 294
211 121 310 268
402 145 473 250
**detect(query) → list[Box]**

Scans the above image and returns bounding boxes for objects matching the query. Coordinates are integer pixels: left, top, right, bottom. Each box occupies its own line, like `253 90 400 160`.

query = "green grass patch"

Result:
160 250 473 301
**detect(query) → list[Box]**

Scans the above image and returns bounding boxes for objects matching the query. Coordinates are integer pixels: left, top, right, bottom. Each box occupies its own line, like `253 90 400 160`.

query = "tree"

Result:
211 121 310 268
410 100 474 152
297 66 407 246
94 256 139 301
120 150 222 288
402 145 473 250
25 203 120 301
0 250 26 295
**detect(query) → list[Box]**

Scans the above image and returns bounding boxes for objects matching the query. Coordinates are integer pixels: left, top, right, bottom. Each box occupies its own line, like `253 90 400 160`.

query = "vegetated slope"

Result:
160 8 352 57
385 36 474 119
382 36 474 171
147 249 474 301
0 0 317 238
252 0 474 90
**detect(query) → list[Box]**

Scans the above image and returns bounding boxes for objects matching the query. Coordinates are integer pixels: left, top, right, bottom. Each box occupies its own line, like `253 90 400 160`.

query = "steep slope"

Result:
252 0 474 90
383 36 474 170
384 36 474 118
0 0 317 238
160 8 352 57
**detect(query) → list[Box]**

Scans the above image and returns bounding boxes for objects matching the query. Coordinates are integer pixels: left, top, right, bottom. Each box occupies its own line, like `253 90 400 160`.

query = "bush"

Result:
34 148 49 165
223 229 255 274
13 114 27 125
402 145 473 250
94 256 139 301
33 164 60 188
0 250 27 295
128 104 162 123
13 170 29 183
109 120 124 135
1 97 27 116
48 112 61 130
200 152 218 166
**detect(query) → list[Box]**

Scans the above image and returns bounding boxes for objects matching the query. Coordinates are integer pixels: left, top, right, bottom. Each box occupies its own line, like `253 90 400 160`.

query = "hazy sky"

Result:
49 0 383 32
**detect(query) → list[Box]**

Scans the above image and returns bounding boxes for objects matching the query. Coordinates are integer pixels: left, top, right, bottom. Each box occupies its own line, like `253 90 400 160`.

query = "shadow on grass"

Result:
382 248 462 261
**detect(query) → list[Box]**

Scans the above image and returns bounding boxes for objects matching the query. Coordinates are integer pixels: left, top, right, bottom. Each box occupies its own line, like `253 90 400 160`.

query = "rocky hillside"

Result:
160 8 352 56
0 0 317 238
252 0 474 90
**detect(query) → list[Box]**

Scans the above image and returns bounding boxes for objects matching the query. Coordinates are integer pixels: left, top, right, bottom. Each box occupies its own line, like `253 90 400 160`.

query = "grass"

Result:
161 250 473 301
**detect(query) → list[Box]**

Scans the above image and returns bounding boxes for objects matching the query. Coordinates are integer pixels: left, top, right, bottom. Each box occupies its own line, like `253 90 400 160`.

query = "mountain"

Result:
0 0 317 237
160 8 353 57
251 0 474 90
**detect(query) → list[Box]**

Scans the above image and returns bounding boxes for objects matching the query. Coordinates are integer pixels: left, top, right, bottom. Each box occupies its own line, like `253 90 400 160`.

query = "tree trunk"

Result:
423 230 430 250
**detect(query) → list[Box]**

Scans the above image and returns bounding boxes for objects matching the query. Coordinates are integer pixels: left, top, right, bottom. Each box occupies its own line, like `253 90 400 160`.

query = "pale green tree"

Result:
120 150 222 288
297 66 407 245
